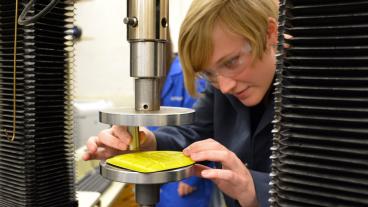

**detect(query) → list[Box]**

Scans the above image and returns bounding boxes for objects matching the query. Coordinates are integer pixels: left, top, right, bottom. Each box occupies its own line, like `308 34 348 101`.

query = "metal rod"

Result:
135 184 160 206
128 126 140 150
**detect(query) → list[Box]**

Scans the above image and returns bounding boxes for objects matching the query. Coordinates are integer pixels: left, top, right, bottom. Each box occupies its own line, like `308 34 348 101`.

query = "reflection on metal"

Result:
135 78 161 111
128 126 140 151
100 161 194 184
101 160 194 206
100 106 194 126
126 0 168 41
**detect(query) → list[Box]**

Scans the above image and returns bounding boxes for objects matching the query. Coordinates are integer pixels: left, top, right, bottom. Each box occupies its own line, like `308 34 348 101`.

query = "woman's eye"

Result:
199 71 214 79
223 56 240 69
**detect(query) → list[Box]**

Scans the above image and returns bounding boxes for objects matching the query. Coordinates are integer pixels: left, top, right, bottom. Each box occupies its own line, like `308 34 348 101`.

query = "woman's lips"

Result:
235 86 250 99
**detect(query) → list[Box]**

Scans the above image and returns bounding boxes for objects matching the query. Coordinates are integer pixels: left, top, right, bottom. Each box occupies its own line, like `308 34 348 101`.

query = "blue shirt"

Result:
161 56 206 107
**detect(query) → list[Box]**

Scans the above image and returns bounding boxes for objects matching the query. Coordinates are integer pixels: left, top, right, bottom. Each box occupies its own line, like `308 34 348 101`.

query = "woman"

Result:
84 0 279 206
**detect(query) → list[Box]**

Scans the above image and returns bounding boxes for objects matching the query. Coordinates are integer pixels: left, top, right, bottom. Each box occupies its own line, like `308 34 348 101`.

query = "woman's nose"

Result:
217 75 236 94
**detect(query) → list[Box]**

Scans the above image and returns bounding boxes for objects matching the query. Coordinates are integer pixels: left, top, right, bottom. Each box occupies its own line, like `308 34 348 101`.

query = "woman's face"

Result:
204 20 277 107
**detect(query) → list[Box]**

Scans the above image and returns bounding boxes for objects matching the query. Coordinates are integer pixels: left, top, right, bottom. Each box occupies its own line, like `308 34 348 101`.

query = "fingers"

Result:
177 181 195 197
200 168 250 190
111 125 131 146
190 150 235 163
82 151 92 161
98 128 130 150
192 164 212 177
183 139 241 171
190 150 244 173
178 182 186 197
184 140 247 178
138 127 157 151
83 147 123 160
83 126 132 161
139 131 147 145
81 125 156 161
183 138 224 156
183 140 256 206
201 168 234 181
86 136 100 154
84 135 115 161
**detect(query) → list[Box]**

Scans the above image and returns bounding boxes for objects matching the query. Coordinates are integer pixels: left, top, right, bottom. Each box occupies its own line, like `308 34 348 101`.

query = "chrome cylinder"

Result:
135 78 160 111
126 0 168 41
125 0 169 112
100 161 194 184
135 184 160 206
130 42 165 78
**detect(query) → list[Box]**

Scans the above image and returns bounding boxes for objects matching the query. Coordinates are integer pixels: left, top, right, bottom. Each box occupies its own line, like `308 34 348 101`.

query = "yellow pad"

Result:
106 151 195 173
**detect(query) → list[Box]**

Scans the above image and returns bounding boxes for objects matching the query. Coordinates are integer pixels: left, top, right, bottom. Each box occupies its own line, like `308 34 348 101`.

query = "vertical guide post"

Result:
124 0 169 152
128 126 140 151
125 0 169 111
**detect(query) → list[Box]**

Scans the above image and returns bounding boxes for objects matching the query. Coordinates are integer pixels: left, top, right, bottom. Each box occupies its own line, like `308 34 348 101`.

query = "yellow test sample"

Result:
106 151 195 173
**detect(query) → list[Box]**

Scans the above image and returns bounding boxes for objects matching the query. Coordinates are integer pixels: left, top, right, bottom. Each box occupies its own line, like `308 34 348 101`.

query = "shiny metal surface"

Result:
131 42 165 78
126 0 168 41
99 106 195 126
135 184 160 206
100 160 194 184
123 16 138 27
135 78 160 111
131 42 164 111
128 126 140 150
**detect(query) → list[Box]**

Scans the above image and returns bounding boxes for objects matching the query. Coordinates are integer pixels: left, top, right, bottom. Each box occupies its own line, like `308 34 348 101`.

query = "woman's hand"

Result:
82 125 157 161
177 181 196 197
183 139 258 207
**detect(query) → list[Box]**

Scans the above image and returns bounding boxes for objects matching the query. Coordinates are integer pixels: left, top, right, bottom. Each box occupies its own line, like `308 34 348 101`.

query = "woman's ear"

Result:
267 17 278 46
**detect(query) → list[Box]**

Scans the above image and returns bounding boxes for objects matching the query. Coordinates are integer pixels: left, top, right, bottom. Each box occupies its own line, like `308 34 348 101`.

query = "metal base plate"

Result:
99 106 195 126
100 160 194 184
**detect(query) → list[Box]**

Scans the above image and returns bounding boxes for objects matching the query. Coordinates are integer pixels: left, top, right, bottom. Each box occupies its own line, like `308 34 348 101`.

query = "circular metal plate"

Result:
100 161 194 184
99 106 195 126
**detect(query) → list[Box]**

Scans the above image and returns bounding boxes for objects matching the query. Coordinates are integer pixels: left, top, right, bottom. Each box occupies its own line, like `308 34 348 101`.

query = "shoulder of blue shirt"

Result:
165 56 206 94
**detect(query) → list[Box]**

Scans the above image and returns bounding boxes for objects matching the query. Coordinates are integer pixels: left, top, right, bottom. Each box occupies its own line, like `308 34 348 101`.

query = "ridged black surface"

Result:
0 1 76 206
77 167 111 193
271 0 368 206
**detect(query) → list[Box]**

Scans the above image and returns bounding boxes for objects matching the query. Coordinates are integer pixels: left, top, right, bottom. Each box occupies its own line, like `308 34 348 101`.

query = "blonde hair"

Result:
178 0 279 96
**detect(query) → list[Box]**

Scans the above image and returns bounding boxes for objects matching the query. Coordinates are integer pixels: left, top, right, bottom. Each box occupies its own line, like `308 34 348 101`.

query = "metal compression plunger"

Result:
99 0 195 206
